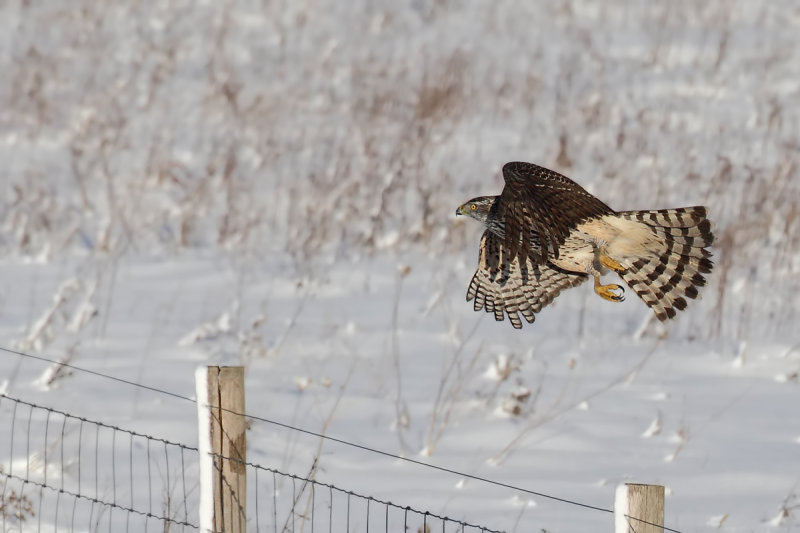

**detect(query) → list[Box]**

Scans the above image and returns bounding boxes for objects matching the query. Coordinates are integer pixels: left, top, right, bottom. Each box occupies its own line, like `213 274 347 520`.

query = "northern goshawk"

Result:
456 162 714 329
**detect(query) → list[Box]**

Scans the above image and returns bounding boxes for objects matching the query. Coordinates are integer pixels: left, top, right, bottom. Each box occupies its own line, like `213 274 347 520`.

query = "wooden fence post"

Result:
614 483 665 533
207 366 247 533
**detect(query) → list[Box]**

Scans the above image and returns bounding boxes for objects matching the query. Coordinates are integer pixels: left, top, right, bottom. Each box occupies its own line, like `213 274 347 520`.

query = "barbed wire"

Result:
1 391 500 532
1 344 682 533
207 450 505 533
0 393 200 532
0 393 199 454
0 470 199 530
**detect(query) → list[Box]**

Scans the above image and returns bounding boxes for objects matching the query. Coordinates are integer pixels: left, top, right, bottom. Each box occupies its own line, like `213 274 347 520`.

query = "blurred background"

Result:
1 1 798 338
1 1 799 531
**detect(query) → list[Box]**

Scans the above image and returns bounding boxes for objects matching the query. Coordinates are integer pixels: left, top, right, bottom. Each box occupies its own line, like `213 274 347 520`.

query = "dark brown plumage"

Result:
499 162 614 264
456 162 714 328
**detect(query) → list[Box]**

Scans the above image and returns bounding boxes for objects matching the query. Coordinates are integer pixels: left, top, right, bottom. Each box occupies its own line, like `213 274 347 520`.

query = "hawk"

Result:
456 162 714 329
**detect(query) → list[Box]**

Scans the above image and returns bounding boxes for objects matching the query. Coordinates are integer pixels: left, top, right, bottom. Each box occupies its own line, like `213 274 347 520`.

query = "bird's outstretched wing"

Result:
500 162 614 264
467 231 587 329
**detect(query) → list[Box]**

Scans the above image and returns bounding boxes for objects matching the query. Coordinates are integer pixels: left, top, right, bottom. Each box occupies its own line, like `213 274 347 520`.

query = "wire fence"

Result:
211 452 503 533
0 392 502 532
0 394 199 532
0 347 680 533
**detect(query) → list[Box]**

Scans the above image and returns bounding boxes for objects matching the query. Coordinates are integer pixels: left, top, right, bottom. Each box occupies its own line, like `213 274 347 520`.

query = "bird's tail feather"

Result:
615 206 714 321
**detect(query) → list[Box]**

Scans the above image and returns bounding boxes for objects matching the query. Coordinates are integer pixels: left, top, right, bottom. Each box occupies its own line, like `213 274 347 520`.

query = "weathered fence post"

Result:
614 483 665 533
198 366 247 532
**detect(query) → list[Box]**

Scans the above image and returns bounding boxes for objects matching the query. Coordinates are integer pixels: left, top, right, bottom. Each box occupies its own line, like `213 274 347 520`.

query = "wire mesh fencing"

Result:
1 392 503 532
0 394 200 532
211 454 504 533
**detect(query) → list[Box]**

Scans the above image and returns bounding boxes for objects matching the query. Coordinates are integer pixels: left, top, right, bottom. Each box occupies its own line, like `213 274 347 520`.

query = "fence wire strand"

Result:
0 393 200 532
1 345 683 533
1 392 506 532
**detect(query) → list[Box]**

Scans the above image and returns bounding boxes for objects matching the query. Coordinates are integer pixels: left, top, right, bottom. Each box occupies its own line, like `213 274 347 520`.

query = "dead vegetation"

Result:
0 1 797 345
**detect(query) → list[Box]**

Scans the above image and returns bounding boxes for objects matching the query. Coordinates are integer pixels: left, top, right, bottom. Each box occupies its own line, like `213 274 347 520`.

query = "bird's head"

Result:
455 196 497 224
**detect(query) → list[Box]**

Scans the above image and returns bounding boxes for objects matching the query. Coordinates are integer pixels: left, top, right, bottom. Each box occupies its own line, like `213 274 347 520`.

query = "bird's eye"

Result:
470 204 477 210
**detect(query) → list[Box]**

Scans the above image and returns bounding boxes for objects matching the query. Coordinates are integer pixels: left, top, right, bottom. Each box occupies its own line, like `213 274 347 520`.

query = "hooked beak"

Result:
455 205 463 216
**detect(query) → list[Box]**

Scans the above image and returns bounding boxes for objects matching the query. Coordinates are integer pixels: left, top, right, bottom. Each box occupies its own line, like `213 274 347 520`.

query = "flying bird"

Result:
455 162 714 329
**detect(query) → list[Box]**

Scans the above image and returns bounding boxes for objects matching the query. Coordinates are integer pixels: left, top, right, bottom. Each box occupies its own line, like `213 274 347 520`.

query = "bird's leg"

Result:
598 249 625 273
588 248 625 302
592 271 625 302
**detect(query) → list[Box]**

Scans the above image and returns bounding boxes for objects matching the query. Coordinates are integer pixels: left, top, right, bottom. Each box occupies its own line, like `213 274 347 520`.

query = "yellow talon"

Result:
599 253 625 273
593 275 625 302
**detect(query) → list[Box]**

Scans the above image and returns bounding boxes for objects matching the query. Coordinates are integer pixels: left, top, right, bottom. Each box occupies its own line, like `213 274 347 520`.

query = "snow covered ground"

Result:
1 1 799 531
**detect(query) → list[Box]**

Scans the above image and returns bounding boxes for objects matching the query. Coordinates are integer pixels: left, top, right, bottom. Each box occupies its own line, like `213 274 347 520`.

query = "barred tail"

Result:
616 206 714 321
